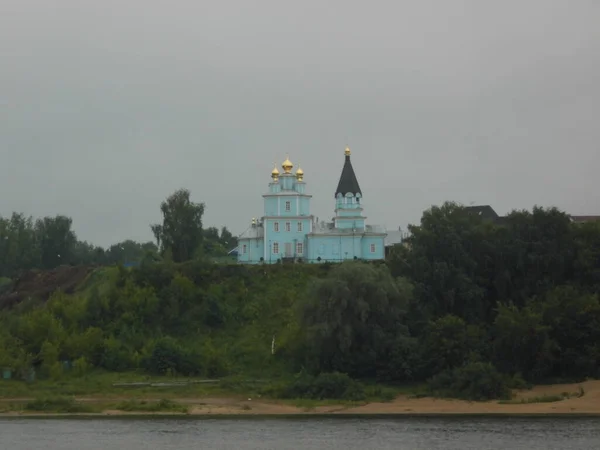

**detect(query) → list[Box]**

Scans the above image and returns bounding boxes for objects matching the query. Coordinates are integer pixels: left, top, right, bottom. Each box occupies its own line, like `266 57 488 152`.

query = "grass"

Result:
497 385 585 404
0 371 228 398
114 398 189 414
23 396 97 413
0 371 420 415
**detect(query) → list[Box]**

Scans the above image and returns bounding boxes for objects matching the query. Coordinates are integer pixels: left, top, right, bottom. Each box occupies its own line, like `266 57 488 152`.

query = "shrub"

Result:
279 372 366 401
115 398 188 413
142 336 203 376
24 396 94 413
427 362 511 401
73 356 91 376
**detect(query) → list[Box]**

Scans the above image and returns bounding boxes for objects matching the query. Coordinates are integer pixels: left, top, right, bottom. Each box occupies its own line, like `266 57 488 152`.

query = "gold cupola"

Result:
271 165 280 180
345 146 351 156
282 155 293 173
295 166 304 181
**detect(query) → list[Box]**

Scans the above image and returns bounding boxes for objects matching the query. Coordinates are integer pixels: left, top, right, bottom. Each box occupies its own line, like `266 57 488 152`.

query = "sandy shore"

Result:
1 380 599 417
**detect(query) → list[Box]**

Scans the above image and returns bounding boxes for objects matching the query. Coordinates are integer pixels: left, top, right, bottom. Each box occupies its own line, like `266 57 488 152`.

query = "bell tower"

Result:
333 146 366 230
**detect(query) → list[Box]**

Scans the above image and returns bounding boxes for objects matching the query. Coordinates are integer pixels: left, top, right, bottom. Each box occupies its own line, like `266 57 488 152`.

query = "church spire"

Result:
334 146 362 198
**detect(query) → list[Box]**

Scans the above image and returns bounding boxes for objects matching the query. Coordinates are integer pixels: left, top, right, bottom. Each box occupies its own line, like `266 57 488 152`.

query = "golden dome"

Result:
344 146 351 156
295 166 304 181
282 155 293 173
271 166 280 179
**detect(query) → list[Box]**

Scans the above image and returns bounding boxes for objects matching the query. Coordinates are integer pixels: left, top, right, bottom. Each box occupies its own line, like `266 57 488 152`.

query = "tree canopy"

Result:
1 198 600 402
151 188 205 263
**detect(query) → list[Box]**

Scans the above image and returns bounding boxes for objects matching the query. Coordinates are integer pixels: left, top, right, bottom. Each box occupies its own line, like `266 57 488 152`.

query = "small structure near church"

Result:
236 147 386 264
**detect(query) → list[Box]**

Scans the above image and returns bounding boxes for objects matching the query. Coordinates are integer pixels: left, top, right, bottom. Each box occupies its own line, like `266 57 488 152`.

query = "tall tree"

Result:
35 215 77 269
104 240 158 265
151 189 205 263
298 261 412 378
219 226 238 250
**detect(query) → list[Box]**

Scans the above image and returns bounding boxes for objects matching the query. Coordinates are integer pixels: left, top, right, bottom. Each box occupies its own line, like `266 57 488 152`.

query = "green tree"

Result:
400 202 487 323
151 189 205 263
537 286 600 378
297 261 412 378
0 213 40 277
219 226 238 250
105 240 158 265
492 303 555 381
35 215 77 269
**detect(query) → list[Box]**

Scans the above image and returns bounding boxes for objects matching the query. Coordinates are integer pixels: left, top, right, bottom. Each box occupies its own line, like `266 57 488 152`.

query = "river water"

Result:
1 417 599 449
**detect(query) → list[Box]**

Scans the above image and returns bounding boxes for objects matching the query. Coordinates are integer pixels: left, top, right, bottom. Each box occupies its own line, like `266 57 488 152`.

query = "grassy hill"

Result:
0 261 336 381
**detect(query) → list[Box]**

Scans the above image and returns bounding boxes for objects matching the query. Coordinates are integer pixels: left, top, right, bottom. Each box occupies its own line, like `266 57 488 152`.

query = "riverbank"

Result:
1 380 599 417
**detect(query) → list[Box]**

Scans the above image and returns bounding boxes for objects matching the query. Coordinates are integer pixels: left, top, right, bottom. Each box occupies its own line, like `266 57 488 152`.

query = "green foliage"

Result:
143 336 202 376
1 200 600 403
295 262 412 379
115 398 189 413
151 188 205 263
73 357 91 376
39 340 59 377
24 396 94 413
492 303 555 381
0 277 12 295
276 372 366 401
427 362 511 401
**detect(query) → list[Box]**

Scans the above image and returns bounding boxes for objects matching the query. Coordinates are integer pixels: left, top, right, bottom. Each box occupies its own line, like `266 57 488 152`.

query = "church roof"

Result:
335 152 362 198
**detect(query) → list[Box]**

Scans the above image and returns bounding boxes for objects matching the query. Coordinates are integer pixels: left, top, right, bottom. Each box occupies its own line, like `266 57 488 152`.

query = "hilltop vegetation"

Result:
0 189 237 280
1 190 600 402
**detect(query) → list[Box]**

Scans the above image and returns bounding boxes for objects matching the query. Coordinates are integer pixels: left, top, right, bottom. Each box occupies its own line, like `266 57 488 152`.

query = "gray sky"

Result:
1 0 599 247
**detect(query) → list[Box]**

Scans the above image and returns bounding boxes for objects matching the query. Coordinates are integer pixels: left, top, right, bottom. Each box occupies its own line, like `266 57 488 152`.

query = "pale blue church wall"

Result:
263 197 279 216
360 235 386 260
280 175 295 190
306 234 386 263
334 215 366 230
299 196 311 215
305 235 333 262
263 218 311 262
306 234 365 262
263 195 312 217
237 238 265 263
336 208 363 217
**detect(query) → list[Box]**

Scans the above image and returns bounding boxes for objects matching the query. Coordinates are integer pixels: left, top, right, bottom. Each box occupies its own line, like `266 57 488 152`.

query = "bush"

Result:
427 362 511 401
142 336 203 376
115 398 188 413
278 372 366 401
24 396 94 413
73 356 91 376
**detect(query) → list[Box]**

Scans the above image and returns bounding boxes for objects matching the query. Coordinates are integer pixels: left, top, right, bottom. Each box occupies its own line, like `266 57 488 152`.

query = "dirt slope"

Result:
0 265 95 309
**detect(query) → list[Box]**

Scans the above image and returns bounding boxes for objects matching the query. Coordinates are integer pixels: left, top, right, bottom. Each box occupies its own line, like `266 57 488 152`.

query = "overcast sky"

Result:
1 0 599 247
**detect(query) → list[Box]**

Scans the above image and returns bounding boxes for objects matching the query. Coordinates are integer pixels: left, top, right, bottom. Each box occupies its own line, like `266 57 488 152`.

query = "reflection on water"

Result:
1 416 599 450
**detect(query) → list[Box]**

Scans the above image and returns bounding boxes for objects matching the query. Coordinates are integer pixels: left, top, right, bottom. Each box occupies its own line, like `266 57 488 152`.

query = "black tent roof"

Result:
335 154 362 198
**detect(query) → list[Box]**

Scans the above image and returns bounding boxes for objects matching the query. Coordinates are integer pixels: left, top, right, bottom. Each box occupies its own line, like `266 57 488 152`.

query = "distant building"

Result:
464 205 507 224
570 215 600 224
466 205 600 226
384 228 410 257
236 147 387 264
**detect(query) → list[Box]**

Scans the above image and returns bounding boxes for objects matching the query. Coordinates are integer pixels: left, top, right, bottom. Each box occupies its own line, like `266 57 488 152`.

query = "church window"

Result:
370 243 376 253
285 222 291 232
272 242 279 254
285 201 291 211
242 244 247 254
273 222 279 232
297 222 303 232
297 242 303 255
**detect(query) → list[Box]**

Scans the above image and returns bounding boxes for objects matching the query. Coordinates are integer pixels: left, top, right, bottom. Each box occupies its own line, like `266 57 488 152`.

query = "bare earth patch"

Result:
1 380 599 416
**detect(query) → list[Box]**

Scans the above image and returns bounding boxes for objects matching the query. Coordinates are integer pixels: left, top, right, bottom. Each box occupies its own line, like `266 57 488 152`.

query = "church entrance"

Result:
284 242 293 257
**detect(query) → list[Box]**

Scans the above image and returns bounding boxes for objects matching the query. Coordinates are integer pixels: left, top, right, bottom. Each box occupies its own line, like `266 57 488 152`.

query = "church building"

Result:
236 147 386 264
